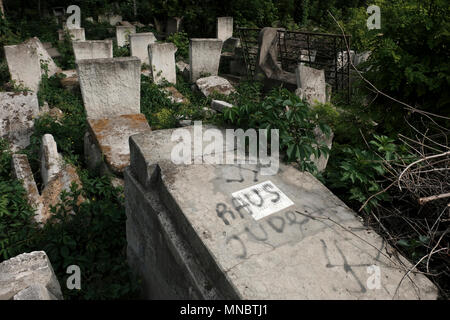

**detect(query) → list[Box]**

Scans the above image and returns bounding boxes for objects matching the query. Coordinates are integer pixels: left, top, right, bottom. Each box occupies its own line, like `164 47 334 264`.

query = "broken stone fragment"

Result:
0 251 63 300
0 91 39 152
163 86 189 104
195 76 235 97
40 133 63 187
11 154 44 224
176 60 190 79
210 100 233 113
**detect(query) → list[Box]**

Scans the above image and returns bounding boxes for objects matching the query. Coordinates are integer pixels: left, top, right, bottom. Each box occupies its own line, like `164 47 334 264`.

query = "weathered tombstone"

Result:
58 28 86 41
166 17 182 35
130 33 157 65
124 126 438 299
189 38 223 82
295 64 326 105
76 57 141 119
217 17 233 41
337 50 355 70
77 56 151 175
116 25 136 47
72 40 113 61
4 37 59 92
148 43 177 85
0 92 39 151
0 251 63 300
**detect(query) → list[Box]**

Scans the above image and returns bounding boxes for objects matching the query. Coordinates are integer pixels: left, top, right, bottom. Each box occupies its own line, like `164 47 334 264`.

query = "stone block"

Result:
76 57 141 119
217 17 233 41
40 133 63 187
0 251 63 300
13 284 58 300
211 99 233 112
72 40 113 61
124 126 438 299
130 32 157 65
148 43 177 85
189 38 223 82
116 25 136 47
0 92 39 151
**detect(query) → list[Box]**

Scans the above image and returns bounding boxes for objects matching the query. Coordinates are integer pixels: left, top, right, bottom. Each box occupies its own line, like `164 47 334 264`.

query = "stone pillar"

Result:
76 57 141 119
189 38 223 82
130 32 157 65
217 17 233 41
116 25 136 47
148 43 177 85
72 40 113 61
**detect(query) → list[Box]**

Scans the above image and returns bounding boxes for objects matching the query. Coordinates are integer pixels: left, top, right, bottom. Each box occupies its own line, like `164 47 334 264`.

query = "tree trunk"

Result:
0 0 5 18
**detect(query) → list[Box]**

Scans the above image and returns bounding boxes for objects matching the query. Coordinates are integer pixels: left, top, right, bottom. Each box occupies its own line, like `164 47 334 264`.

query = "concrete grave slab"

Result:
0 92 39 151
116 25 136 47
86 114 151 175
124 126 438 299
130 32 157 65
76 57 141 119
217 17 233 41
72 40 113 61
189 38 223 82
0 251 63 300
148 43 177 85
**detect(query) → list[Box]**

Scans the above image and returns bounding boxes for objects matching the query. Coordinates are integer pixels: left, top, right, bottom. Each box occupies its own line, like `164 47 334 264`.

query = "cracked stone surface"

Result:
125 126 438 299
196 76 235 97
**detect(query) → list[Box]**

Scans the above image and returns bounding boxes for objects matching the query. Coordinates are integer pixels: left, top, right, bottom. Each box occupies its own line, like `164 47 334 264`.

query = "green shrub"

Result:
166 32 189 61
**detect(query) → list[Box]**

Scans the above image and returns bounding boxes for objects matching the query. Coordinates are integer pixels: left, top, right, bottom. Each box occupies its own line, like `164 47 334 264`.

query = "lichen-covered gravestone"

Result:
189 39 223 82
72 40 113 61
124 126 437 299
130 33 157 65
0 92 39 151
148 43 177 85
116 25 136 47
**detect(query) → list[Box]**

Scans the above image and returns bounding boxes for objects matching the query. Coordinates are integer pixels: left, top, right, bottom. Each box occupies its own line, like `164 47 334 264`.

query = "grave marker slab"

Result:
148 43 177 84
130 32 157 65
217 17 233 41
295 64 326 105
116 25 136 47
189 39 223 82
76 57 141 119
72 40 113 61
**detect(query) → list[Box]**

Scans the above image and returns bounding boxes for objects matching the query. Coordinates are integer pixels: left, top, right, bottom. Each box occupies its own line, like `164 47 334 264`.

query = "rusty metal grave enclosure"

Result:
238 28 351 100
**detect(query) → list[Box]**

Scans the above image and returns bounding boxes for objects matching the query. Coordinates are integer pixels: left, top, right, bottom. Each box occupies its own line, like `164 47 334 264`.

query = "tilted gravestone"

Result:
124 125 438 299
130 33 157 65
4 37 60 92
217 17 233 41
189 38 223 82
116 25 136 47
148 43 177 85
72 40 113 61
